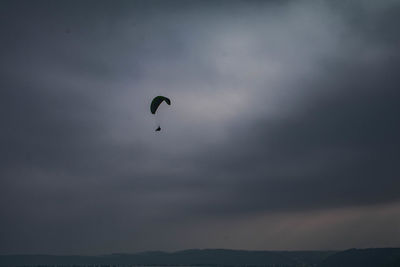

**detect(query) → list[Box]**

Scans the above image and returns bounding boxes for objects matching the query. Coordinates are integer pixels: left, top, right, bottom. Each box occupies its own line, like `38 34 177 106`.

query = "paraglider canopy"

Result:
151 96 171 114
150 96 171 132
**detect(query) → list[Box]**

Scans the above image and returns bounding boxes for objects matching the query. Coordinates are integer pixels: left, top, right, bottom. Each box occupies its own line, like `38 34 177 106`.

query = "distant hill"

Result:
3 248 399 266
0 249 334 266
318 248 400 267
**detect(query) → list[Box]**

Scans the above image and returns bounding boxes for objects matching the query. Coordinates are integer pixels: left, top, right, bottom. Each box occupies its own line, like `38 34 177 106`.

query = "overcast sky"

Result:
1 0 400 255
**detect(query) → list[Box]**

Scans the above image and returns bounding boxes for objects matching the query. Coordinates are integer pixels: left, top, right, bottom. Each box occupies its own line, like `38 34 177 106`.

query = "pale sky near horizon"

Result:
1 0 400 254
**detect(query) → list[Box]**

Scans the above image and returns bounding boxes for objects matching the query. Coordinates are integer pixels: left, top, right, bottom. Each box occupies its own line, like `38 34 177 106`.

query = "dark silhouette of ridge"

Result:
318 248 400 267
1 248 399 267
0 249 334 266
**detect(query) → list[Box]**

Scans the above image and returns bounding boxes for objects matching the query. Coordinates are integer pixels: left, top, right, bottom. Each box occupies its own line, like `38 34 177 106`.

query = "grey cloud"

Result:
188 4 400 216
1 0 400 254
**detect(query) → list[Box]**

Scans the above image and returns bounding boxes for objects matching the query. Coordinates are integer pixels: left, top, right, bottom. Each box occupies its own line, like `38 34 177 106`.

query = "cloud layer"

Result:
1 0 400 254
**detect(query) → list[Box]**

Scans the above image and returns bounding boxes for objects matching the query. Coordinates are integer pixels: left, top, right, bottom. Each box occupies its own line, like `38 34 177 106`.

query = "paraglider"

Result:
150 96 171 131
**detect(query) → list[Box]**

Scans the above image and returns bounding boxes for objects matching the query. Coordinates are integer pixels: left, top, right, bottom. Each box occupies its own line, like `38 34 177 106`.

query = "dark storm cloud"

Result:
0 1 164 254
189 2 400 215
1 0 400 254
